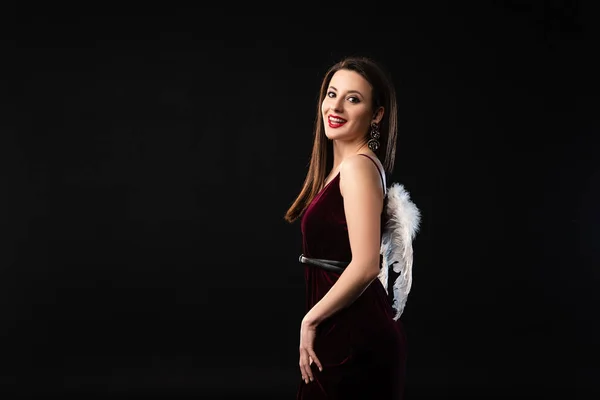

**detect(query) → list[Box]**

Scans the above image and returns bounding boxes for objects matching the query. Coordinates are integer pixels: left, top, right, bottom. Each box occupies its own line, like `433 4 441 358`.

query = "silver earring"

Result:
368 122 380 151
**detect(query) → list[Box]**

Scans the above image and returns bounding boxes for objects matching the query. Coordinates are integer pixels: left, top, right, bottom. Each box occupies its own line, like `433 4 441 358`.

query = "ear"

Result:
372 106 384 125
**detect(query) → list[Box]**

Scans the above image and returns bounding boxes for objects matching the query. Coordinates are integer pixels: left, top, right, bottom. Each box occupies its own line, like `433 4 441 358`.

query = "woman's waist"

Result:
313 292 398 341
301 238 352 260
305 274 389 308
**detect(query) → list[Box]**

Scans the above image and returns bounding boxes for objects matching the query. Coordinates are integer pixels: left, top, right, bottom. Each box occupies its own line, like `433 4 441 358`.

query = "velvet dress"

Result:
297 154 407 399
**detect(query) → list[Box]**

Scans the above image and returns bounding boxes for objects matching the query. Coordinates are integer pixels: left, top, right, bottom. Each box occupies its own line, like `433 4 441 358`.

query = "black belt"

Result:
298 254 350 273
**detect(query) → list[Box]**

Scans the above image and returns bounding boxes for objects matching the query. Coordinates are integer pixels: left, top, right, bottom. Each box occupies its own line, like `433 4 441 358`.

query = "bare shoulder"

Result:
339 154 384 198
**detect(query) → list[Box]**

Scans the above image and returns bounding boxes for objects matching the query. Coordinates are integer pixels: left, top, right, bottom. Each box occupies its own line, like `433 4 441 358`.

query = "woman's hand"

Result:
299 318 323 384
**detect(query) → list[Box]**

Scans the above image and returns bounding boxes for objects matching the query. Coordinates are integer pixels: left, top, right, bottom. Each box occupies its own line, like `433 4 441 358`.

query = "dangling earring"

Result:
368 121 380 151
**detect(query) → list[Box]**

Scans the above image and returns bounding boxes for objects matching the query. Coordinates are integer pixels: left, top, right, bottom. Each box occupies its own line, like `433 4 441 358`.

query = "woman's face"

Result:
321 69 381 143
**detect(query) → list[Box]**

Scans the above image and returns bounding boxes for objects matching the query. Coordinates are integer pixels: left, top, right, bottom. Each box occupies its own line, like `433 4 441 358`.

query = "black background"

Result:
2 2 599 399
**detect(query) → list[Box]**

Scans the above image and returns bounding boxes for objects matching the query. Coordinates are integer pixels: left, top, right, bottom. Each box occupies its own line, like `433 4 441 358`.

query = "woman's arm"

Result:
302 154 384 327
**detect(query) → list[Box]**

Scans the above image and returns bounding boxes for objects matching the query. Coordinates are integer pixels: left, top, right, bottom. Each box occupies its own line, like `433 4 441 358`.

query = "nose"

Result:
330 97 343 113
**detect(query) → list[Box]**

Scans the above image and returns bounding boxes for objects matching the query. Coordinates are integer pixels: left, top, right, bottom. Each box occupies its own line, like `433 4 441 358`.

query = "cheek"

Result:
353 110 372 128
321 98 332 112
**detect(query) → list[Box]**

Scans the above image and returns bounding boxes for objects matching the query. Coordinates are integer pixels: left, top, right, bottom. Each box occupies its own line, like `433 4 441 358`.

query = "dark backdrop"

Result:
2 2 599 399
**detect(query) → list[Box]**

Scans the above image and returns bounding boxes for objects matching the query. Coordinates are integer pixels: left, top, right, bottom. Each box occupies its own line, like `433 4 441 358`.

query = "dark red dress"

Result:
297 155 407 399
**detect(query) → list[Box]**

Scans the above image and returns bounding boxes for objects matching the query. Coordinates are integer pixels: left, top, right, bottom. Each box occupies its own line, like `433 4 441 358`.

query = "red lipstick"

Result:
328 115 347 128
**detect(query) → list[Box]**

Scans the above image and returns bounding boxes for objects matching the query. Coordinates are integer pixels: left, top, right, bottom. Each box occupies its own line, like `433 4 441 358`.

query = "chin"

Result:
324 128 346 141
326 130 362 144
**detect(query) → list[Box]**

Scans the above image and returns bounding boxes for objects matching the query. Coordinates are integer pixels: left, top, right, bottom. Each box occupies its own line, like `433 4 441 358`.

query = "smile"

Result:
328 115 347 128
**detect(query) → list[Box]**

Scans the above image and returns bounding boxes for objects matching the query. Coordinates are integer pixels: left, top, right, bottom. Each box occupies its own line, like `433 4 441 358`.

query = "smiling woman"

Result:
285 57 420 400
321 70 381 147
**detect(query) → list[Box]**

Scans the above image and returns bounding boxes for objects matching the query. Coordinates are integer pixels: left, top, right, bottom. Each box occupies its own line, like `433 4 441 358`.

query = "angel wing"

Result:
378 182 421 320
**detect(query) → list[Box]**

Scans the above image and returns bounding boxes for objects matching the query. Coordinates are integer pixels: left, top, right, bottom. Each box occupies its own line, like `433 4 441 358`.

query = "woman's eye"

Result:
326 92 360 103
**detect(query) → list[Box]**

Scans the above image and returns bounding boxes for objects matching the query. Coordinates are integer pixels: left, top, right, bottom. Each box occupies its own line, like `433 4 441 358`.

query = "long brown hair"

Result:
284 56 398 223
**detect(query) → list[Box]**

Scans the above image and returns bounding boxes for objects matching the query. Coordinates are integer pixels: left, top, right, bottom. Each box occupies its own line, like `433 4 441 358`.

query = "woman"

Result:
285 56 419 399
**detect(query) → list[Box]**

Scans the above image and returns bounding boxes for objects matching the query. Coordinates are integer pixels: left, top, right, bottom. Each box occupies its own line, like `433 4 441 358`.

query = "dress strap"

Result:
358 153 386 194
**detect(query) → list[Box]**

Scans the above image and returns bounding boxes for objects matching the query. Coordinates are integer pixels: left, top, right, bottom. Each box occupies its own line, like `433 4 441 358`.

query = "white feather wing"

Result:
378 183 421 320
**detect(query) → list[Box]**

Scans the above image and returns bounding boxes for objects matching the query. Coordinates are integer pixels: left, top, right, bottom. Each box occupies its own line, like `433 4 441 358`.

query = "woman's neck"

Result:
331 140 370 171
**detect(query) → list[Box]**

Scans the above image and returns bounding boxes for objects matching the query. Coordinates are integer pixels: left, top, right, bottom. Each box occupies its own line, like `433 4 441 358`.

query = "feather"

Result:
378 183 421 320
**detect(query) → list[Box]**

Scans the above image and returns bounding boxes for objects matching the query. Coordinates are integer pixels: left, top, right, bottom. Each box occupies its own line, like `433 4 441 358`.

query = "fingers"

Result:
299 348 322 384
307 349 323 372
299 350 311 384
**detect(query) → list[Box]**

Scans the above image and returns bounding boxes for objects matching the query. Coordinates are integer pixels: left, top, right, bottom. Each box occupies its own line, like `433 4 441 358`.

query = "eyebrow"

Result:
329 86 364 97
